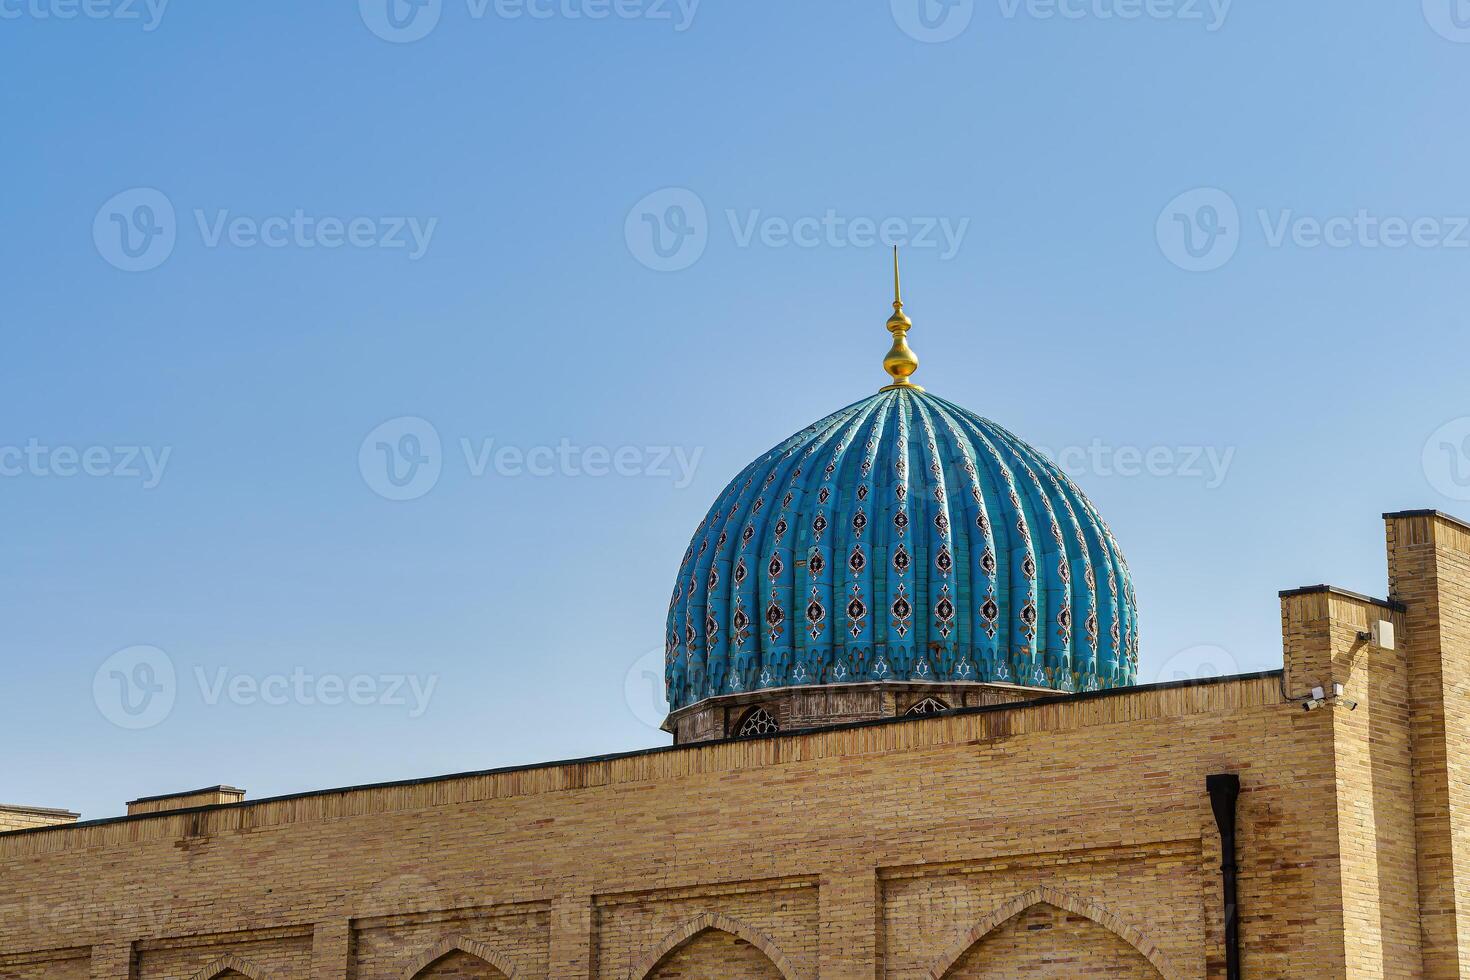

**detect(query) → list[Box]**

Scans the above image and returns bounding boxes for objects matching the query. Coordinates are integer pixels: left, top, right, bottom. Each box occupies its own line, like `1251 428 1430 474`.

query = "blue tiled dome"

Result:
665 387 1137 712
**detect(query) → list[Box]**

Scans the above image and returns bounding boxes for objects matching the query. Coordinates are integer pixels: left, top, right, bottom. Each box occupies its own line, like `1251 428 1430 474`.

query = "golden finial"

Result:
881 246 922 391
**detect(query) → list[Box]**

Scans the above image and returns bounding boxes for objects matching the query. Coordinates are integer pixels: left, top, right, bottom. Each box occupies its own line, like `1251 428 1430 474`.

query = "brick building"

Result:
4 279 1469 977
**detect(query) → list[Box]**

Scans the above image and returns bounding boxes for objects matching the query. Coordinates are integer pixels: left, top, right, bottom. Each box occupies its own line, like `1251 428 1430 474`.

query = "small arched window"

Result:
904 697 950 717
736 706 779 737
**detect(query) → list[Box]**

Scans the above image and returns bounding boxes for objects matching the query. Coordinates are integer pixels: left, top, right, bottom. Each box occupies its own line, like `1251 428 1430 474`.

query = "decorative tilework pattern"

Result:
666 388 1138 711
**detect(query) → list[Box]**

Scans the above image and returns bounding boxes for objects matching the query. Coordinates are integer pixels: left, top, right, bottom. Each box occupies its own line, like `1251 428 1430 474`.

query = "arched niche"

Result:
629 912 802 980
926 886 1178 979
402 937 519 980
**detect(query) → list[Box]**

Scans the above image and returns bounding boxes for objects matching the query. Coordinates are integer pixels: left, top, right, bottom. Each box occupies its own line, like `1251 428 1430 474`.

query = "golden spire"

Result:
881 246 922 391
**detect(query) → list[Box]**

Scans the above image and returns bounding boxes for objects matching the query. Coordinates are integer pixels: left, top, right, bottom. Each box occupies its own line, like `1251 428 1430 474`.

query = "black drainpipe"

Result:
1207 773 1242 980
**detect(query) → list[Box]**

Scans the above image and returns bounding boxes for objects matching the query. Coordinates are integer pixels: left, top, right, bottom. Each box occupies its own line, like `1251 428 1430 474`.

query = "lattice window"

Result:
904 696 950 717
736 707 779 737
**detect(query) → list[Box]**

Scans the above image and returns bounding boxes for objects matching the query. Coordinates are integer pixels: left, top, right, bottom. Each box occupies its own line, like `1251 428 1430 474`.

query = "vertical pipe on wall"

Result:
1207 773 1242 980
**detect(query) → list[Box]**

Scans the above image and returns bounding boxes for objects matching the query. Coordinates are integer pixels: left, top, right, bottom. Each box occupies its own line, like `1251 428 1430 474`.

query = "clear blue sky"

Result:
4 0 1470 820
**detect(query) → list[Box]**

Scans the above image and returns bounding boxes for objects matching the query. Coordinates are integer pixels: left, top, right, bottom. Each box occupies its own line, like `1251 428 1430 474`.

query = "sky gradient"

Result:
4 0 1470 820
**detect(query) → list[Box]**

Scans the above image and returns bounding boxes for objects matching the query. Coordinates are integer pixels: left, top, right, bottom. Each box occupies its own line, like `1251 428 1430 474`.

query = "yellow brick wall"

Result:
406 951 506 980
1387 512 1470 980
1280 589 1421 978
943 902 1160 977
135 931 312 980
0 950 89 980
352 908 548 980
880 844 1202 977
643 929 782 979
0 808 77 833
127 789 245 817
0 675 1332 980
594 879 817 980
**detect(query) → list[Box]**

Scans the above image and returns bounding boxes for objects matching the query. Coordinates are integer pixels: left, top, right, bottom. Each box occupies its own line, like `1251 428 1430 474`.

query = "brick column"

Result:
547 893 593 980
1279 586 1419 978
819 865 878 979
1386 509 1470 980
310 919 350 980
89 943 132 980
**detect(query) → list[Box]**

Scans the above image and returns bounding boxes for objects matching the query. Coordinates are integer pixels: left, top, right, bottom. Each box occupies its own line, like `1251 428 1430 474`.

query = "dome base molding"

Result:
663 681 1052 745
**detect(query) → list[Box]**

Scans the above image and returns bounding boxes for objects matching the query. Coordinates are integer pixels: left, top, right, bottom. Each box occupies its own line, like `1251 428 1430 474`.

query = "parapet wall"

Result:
0 672 1316 979
5 509 1469 978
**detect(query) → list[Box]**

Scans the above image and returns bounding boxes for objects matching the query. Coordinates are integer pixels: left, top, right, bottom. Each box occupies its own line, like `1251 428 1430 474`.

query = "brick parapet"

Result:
1387 510 1470 979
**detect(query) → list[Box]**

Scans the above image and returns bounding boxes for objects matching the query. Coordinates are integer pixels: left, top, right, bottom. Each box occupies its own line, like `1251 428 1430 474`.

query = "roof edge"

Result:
0 804 81 819
0 668 1283 841
1278 584 1407 612
1383 509 1470 534
126 785 245 806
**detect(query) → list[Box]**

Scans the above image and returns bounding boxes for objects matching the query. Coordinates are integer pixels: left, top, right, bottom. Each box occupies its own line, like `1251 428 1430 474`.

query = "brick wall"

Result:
409 950 508 980
944 903 1159 977
0 674 1326 980
1280 587 1420 978
1387 511 1470 979
643 929 782 979
0 806 78 833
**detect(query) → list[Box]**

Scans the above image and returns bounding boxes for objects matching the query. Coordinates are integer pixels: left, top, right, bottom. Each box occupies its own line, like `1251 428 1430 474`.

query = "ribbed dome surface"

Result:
666 388 1137 712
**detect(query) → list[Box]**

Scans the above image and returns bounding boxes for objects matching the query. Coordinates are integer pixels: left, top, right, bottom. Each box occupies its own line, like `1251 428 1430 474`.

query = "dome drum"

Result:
663 680 1052 744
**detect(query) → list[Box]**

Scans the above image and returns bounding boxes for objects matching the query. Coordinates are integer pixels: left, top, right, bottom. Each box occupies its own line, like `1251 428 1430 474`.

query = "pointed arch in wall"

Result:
402 937 520 980
627 912 803 980
185 954 273 980
924 886 1180 980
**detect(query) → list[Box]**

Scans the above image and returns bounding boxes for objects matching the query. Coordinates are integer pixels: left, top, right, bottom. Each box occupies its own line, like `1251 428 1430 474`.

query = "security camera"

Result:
1299 682 1357 711
1359 619 1396 650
